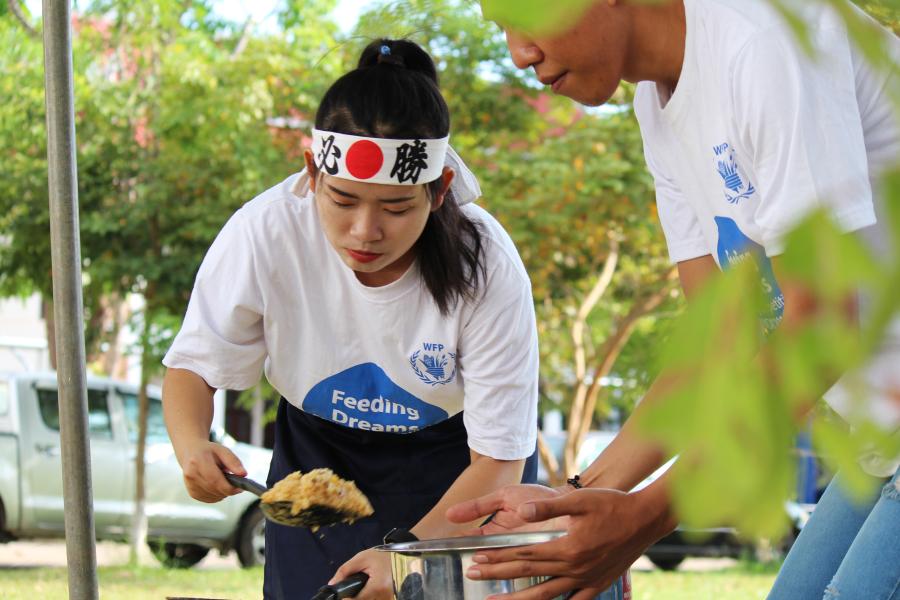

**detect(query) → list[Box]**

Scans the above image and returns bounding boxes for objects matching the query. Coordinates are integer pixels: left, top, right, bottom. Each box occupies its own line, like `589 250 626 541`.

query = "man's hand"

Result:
446 484 569 536
330 547 392 600
178 440 247 503
462 486 675 600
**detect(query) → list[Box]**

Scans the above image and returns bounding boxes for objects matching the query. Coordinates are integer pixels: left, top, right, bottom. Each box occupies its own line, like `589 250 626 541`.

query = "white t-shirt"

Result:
163 173 539 461
634 0 900 472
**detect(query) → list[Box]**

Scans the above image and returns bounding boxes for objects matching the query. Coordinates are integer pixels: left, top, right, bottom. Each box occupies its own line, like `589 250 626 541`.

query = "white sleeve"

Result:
731 28 876 256
642 137 709 263
458 261 539 461
162 213 268 390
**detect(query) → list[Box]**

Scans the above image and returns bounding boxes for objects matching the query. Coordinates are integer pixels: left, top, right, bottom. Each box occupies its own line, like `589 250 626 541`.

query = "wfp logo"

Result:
714 143 755 205
410 343 457 386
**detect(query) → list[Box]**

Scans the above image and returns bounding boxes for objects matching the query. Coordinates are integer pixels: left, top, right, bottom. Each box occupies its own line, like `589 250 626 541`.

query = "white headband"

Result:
311 129 450 185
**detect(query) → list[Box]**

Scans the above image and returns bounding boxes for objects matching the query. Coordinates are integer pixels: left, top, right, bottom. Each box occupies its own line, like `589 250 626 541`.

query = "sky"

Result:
217 0 374 32
25 0 375 32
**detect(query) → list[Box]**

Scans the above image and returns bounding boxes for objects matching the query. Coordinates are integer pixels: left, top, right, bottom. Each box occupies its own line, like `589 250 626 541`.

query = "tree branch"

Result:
231 17 254 59
8 0 38 38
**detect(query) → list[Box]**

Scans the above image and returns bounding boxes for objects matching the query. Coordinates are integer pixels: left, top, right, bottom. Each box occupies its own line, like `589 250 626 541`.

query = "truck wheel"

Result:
148 541 209 569
647 554 684 571
236 506 266 568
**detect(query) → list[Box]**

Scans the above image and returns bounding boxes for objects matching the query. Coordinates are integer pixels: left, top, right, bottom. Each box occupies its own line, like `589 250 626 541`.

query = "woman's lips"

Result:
347 249 383 263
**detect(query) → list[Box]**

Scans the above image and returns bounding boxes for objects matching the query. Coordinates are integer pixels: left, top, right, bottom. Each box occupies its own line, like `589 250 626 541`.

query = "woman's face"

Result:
306 151 452 287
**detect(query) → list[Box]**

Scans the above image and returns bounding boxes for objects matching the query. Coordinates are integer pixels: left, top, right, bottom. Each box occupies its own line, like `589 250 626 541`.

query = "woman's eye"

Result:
386 208 411 215
332 199 354 209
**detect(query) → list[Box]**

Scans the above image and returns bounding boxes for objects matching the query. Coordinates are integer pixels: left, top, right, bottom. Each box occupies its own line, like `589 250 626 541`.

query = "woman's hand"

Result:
330 547 393 600
178 439 247 503
446 484 570 536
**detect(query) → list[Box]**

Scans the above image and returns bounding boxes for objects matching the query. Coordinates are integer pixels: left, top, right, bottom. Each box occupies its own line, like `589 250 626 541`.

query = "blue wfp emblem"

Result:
714 216 784 334
410 342 457 386
714 143 756 204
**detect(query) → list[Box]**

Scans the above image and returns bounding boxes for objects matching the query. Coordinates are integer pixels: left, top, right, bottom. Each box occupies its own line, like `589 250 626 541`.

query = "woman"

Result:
161 39 539 599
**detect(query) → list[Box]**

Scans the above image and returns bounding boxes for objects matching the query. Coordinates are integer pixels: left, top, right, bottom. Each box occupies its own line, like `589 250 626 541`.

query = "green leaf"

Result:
480 0 596 36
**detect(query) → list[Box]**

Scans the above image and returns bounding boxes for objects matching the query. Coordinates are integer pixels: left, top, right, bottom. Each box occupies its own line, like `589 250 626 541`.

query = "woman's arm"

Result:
162 367 247 502
329 450 526 599
410 450 525 539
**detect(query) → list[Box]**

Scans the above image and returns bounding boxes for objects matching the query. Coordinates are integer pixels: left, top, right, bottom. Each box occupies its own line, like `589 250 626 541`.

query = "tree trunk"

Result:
563 267 678 478
574 272 677 452
562 240 619 478
536 431 564 487
128 306 152 565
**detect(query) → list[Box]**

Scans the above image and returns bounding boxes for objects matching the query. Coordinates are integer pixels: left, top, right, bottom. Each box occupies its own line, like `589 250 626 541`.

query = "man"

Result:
447 1 900 599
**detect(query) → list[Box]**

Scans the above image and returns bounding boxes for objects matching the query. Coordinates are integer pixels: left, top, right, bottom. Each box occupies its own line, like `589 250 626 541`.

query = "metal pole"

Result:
42 2 99 599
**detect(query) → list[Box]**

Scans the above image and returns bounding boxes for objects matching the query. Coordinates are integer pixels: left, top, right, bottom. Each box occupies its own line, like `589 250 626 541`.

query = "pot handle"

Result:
310 572 369 600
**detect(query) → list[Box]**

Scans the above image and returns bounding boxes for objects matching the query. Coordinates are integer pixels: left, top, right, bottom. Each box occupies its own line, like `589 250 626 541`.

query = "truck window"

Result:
119 392 169 444
36 388 114 440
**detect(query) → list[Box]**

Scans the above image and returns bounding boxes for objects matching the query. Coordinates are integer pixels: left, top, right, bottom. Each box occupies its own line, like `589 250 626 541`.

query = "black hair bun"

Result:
358 38 439 86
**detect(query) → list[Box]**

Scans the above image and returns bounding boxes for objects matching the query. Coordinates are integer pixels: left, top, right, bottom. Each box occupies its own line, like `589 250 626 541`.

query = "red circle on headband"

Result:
346 140 384 180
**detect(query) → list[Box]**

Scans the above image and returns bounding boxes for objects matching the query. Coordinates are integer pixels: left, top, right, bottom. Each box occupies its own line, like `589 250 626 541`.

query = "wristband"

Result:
566 474 583 489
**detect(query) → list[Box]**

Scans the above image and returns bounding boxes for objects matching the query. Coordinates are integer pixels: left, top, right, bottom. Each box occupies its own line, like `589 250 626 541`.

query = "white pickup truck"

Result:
0 371 273 568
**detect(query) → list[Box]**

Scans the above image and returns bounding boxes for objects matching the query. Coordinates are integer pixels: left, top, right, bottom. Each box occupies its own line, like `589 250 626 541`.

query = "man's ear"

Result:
432 167 455 211
304 149 318 192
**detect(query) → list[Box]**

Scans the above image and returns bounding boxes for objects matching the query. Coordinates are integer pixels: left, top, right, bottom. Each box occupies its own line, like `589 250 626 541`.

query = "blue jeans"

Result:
565 572 630 600
768 467 900 600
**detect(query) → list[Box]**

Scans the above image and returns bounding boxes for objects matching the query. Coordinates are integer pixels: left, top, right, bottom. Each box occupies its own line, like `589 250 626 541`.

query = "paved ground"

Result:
0 540 738 572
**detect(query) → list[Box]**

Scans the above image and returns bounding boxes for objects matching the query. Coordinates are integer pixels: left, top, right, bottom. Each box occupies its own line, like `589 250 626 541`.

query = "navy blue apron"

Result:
264 398 537 600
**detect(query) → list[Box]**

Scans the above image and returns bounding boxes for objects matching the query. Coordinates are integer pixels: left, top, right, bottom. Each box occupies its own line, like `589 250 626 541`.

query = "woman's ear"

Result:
432 167 455 211
304 149 319 192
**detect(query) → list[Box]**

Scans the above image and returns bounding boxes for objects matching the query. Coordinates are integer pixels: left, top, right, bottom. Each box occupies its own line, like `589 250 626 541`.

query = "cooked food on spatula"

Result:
224 468 373 529
262 468 374 528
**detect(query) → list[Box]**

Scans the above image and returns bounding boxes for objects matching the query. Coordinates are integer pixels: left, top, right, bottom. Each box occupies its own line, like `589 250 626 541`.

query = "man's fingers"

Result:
446 490 505 523
469 537 569 567
519 491 584 523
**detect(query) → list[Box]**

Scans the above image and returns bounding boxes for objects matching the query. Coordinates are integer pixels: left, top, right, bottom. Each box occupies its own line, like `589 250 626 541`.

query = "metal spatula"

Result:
223 473 364 528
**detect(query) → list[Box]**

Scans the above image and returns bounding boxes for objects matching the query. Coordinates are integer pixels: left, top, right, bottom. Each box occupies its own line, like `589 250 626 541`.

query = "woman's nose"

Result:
505 30 543 70
350 208 383 242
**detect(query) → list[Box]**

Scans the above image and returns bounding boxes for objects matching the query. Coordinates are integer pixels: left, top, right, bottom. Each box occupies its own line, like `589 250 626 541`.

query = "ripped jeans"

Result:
768 466 900 600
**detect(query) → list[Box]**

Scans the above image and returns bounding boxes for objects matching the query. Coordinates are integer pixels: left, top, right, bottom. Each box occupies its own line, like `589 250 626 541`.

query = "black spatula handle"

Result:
223 473 268 496
310 572 369 599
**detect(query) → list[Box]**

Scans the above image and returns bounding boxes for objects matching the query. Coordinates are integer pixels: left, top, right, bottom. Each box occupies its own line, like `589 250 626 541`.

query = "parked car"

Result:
537 429 812 571
0 371 272 568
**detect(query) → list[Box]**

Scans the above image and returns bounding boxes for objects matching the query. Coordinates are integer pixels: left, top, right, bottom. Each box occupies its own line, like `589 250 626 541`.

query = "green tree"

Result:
0 0 344 562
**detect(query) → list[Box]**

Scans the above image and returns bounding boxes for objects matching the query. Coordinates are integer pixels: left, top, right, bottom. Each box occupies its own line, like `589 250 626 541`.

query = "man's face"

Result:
503 2 630 106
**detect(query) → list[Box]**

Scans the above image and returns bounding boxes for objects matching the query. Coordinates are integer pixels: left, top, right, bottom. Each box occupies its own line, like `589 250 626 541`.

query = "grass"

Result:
632 567 778 599
0 565 264 600
0 563 779 600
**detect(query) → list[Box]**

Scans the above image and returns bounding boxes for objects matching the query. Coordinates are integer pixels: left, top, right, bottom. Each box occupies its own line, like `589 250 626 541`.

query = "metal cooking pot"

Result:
376 531 567 600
